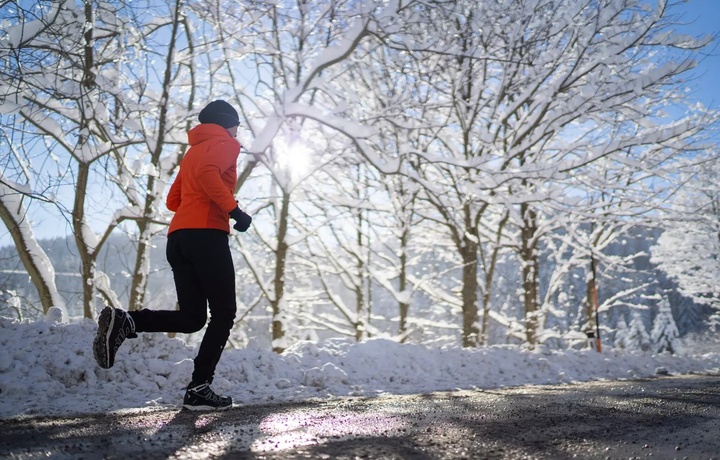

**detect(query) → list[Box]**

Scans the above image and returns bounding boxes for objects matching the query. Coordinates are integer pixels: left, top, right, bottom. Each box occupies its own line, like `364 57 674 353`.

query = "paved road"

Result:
2 375 719 459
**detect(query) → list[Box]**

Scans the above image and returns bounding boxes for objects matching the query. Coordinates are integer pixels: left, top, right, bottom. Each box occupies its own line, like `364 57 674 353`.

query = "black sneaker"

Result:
183 382 232 411
93 307 136 369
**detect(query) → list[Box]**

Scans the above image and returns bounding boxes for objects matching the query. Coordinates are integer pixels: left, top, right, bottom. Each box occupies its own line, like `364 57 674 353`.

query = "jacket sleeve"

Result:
166 173 182 212
197 140 240 213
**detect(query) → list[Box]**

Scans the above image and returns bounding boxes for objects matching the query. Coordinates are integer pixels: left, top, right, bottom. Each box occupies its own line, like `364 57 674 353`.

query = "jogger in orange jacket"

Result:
93 100 252 411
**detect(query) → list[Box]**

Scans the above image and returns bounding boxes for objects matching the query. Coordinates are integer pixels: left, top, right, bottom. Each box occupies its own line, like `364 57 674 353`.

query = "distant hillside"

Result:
0 232 173 318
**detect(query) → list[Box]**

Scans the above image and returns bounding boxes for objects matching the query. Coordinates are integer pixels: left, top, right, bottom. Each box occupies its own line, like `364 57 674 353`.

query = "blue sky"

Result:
676 0 720 110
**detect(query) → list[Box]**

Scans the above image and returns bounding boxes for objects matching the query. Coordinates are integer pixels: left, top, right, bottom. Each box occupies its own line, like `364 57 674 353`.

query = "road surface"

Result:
2 375 719 459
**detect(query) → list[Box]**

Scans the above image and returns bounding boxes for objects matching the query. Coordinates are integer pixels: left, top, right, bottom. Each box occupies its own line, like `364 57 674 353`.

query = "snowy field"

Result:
2 309 720 419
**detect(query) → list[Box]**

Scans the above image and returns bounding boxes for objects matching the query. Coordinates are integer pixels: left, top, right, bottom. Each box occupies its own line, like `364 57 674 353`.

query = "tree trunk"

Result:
585 270 595 333
354 204 367 342
520 202 540 346
460 237 480 347
129 217 151 311
73 161 96 319
272 191 290 353
398 224 410 342
129 0 184 311
74 1 97 319
479 211 509 345
0 197 61 314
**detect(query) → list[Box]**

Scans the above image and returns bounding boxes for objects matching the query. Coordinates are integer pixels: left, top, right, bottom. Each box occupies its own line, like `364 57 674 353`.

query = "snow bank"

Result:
1 313 719 418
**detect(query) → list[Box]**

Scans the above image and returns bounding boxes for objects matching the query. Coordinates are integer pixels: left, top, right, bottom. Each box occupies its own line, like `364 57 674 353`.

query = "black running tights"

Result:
129 229 236 384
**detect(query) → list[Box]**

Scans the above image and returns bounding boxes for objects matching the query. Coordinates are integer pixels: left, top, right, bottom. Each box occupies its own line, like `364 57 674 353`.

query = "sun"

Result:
272 136 314 184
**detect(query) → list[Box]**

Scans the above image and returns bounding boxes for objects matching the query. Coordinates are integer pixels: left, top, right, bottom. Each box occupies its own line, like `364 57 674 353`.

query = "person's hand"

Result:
229 206 252 232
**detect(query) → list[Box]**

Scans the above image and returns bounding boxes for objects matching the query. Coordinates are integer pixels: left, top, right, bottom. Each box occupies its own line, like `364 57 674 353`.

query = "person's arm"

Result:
196 140 240 212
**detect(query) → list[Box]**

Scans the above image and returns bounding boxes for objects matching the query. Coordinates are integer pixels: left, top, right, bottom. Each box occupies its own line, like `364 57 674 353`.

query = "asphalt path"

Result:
2 375 719 459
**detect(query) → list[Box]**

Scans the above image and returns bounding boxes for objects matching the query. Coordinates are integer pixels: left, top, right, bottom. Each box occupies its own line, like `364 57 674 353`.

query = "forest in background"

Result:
0 225 711 352
1 0 719 353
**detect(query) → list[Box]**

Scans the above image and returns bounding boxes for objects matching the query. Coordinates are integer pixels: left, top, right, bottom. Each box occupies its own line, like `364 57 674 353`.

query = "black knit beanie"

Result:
198 100 240 129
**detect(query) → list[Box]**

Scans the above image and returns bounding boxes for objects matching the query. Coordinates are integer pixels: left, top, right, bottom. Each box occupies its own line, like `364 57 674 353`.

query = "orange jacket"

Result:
167 124 241 234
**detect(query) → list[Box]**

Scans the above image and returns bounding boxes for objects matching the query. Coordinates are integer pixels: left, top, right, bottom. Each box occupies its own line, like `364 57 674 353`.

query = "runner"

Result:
93 100 252 411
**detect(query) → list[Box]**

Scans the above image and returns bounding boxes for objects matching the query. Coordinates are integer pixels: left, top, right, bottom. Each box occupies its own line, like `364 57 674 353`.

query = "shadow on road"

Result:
2 376 720 459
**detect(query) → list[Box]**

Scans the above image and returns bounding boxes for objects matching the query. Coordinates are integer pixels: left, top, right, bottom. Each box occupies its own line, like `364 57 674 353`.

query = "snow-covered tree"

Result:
385 0 716 346
2 0 718 354
614 315 630 349
651 297 681 354
0 1 211 318
190 0 409 352
652 161 720 329
626 312 651 351
338 43 439 342
118 0 201 312
0 175 64 315
1 1 149 317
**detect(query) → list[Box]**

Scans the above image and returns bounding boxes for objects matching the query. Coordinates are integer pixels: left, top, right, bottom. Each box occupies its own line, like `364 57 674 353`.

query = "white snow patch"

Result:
1 316 720 418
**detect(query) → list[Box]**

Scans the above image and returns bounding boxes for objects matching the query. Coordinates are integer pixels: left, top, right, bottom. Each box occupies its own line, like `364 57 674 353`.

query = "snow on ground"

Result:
1 309 720 419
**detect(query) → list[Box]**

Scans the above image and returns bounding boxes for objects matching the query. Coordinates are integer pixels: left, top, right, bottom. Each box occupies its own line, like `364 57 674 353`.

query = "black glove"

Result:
229 206 252 232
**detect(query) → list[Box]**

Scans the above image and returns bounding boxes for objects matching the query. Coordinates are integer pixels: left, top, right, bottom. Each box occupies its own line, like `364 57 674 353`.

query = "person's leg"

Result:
93 229 232 379
185 230 236 384
129 230 208 334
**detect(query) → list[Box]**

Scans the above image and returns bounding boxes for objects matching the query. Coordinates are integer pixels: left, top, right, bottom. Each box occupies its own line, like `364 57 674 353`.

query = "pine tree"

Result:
614 316 629 349
625 312 651 351
651 298 681 354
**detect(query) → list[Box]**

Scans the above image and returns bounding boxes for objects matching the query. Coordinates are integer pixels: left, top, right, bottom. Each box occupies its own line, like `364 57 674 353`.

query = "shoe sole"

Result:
92 307 115 369
182 404 232 411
